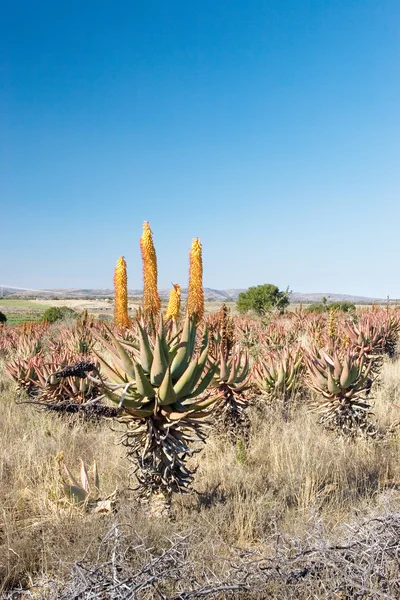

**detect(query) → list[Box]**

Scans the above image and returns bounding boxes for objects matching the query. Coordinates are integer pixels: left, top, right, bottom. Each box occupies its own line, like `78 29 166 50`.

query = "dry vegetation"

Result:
1 228 400 598
1 314 400 598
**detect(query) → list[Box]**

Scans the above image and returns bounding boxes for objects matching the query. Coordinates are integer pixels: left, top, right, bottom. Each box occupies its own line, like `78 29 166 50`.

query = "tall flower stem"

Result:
114 256 130 328
140 221 161 322
187 238 204 323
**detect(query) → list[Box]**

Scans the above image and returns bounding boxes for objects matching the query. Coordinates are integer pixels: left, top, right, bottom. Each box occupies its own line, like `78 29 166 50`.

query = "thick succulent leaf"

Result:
190 344 210 390
234 354 250 384
102 387 124 405
109 334 136 379
93 462 100 495
180 393 219 411
158 367 177 405
63 483 88 505
94 352 128 384
173 359 199 400
187 363 218 399
137 322 153 373
170 314 192 379
183 410 213 419
187 318 197 359
61 463 82 490
199 328 209 354
103 387 147 408
161 409 189 420
227 354 240 385
158 319 171 366
150 334 169 386
124 404 155 418
80 460 90 494
134 363 156 398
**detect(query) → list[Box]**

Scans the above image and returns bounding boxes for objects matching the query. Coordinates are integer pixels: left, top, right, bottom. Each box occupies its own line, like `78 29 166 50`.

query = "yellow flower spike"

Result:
114 256 130 328
328 307 337 339
187 238 204 323
140 221 161 320
165 283 181 321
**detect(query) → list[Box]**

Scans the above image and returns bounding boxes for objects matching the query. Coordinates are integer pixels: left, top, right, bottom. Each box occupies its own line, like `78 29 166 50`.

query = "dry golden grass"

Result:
1 352 400 597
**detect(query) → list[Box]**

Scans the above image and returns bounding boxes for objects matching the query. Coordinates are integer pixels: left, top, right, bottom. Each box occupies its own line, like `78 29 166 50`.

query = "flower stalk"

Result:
140 221 161 321
114 256 130 328
165 283 181 321
187 238 204 322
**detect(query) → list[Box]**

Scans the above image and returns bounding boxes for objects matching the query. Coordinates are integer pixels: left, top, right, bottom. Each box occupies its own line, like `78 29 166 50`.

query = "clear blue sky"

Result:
1 1 399 297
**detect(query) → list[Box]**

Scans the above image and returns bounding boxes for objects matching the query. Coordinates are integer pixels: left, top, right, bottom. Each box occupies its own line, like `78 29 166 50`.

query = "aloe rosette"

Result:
254 346 303 399
304 346 375 436
94 313 219 496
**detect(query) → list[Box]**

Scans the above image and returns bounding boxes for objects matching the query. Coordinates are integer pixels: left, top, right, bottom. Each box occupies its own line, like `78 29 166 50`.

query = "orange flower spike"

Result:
140 221 161 319
165 283 181 321
187 238 204 322
114 256 130 328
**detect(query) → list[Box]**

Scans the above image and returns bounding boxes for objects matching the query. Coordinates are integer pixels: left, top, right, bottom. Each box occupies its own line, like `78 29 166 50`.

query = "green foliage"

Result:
42 306 78 323
306 303 327 313
307 301 356 313
329 301 356 312
0 311 7 324
236 284 290 316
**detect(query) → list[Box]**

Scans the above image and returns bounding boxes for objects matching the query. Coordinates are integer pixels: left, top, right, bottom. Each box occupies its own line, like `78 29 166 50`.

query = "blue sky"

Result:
1 1 399 297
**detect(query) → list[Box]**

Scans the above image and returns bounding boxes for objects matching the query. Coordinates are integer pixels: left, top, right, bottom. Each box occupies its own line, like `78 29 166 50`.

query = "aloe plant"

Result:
208 305 250 440
304 346 375 437
56 453 115 513
254 345 303 419
93 313 219 499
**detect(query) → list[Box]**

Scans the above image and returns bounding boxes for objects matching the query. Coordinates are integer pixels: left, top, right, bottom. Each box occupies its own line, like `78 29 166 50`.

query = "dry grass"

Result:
1 352 400 597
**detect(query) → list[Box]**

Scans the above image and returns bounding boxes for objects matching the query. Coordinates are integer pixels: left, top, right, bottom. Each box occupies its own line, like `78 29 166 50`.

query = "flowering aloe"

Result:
114 256 130 328
165 283 181 321
140 221 161 321
187 238 204 323
93 313 219 499
208 304 250 439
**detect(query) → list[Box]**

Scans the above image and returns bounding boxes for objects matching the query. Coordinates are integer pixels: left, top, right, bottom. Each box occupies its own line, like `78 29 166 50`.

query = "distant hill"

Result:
0 286 392 304
289 292 385 304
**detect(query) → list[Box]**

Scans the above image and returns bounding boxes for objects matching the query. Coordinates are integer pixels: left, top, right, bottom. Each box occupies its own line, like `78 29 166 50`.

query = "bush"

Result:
0 311 7 324
237 284 290 316
306 302 327 313
42 306 78 323
329 301 356 312
307 301 356 313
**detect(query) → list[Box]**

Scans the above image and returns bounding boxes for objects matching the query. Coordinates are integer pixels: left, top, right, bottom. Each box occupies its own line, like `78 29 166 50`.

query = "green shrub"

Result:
42 306 78 323
237 284 290 316
307 302 327 313
0 311 7 324
307 301 356 313
329 301 356 312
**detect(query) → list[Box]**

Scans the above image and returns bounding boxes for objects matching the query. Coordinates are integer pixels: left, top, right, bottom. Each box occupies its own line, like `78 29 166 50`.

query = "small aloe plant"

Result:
56 453 115 512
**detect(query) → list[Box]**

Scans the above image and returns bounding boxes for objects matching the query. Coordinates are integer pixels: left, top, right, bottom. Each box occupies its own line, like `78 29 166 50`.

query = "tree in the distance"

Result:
236 284 290 316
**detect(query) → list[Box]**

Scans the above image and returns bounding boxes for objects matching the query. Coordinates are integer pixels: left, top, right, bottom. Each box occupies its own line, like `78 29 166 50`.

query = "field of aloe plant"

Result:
1 222 400 598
